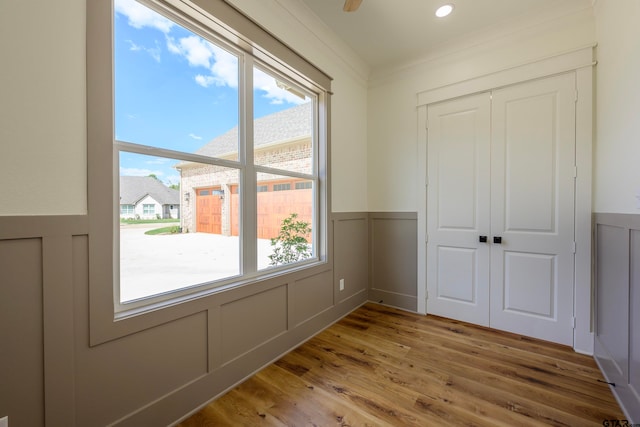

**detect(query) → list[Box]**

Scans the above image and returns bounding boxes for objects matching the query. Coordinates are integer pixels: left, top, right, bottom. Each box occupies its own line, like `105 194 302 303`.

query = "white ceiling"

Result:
299 0 592 70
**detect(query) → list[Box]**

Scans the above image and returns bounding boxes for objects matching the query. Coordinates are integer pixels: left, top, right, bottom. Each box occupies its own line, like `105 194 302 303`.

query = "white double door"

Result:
426 73 576 346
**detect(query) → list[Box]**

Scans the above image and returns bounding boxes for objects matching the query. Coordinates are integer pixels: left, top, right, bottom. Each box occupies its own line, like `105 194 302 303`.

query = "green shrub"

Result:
268 213 312 266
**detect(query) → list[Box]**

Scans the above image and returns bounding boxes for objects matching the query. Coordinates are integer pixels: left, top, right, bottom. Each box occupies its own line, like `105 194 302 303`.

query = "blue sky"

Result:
114 0 307 186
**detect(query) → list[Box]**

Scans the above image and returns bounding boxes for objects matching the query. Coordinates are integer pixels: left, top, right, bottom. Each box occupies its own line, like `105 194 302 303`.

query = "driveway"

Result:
119 225 273 302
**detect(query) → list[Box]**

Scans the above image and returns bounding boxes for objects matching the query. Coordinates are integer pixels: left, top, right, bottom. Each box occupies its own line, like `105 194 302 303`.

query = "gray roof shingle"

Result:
195 102 311 158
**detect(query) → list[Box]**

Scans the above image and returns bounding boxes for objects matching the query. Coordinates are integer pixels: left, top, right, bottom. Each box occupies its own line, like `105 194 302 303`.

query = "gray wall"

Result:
594 213 640 422
369 212 418 312
0 213 371 426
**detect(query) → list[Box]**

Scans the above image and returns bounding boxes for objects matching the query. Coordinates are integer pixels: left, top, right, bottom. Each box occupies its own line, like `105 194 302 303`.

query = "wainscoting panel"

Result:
631 229 640 418
333 212 369 304
0 238 44 427
290 270 334 327
369 212 418 311
76 312 209 426
220 285 288 364
595 224 629 378
594 213 640 423
0 212 374 426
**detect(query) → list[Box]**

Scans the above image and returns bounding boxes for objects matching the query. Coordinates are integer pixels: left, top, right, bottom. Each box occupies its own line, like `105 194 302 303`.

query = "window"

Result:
272 183 291 192
120 204 134 216
295 181 313 190
97 0 330 315
142 204 155 216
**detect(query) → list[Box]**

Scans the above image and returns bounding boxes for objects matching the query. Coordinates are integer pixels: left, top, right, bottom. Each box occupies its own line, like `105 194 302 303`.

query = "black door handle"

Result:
479 235 487 243
493 236 502 244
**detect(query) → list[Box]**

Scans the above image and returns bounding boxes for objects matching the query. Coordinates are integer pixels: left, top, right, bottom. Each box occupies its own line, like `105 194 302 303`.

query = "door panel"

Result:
502 94 557 232
437 111 481 230
503 251 555 317
490 73 576 345
437 246 477 303
427 93 491 326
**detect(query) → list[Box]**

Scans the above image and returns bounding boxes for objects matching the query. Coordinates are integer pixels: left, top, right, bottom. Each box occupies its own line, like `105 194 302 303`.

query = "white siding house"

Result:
119 176 180 220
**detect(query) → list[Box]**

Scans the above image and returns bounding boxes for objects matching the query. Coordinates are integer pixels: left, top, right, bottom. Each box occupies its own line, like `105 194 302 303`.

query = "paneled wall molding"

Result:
11 208 630 424
42 235 76 426
0 212 371 425
0 214 88 239
594 212 640 423
333 212 370 306
369 212 418 312
594 212 640 229
118 291 367 426
0 215 87 426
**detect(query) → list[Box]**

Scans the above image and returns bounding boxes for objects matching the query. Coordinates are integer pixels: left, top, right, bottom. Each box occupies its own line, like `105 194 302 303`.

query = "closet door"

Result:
489 73 576 346
426 93 491 326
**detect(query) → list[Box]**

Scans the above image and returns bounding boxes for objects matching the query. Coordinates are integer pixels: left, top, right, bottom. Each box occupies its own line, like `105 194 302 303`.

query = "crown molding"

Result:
369 2 595 87
224 0 370 85
274 0 370 83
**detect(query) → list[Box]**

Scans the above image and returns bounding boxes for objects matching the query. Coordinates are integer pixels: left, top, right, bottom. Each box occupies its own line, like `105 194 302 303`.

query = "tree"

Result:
268 213 312 266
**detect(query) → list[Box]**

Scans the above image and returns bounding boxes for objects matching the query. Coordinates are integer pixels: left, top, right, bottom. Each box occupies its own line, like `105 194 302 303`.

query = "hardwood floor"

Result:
178 303 624 426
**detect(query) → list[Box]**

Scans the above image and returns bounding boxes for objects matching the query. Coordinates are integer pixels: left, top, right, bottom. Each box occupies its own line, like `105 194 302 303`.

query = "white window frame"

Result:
142 204 155 216
120 204 134 216
87 0 331 345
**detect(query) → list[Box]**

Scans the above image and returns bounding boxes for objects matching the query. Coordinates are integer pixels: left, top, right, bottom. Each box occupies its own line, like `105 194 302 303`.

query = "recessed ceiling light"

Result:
435 4 454 18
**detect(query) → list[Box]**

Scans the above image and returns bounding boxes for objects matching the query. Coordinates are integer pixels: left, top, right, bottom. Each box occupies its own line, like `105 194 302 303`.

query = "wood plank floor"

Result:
178 303 624 426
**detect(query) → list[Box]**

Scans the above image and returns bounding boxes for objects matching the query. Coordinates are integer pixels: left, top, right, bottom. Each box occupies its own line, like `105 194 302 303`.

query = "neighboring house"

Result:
119 176 180 220
177 102 313 237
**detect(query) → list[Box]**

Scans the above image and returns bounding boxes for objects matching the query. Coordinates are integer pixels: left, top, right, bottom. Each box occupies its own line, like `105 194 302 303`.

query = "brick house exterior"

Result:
177 103 313 237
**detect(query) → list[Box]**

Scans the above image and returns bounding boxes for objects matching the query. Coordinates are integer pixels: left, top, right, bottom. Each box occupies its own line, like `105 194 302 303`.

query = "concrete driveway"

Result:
119 225 273 302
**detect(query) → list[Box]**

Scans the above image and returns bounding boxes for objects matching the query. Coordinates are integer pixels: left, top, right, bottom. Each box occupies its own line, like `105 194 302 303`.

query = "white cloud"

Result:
145 158 170 165
167 35 238 88
194 75 215 88
253 68 307 105
126 39 161 62
114 0 174 33
120 167 164 177
172 35 213 68
189 133 203 140
126 40 142 51
115 0 298 105
209 46 238 88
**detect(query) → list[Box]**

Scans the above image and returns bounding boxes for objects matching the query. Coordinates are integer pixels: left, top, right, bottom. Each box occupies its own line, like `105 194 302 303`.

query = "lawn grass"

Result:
120 218 179 225
144 225 181 235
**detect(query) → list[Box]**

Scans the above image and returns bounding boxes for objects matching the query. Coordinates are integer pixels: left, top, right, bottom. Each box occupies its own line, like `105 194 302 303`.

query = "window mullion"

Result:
242 55 257 275
115 140 242 170
253 165 315 181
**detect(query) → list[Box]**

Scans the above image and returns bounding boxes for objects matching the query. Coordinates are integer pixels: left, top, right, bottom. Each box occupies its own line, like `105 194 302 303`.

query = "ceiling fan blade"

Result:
343 0 363 12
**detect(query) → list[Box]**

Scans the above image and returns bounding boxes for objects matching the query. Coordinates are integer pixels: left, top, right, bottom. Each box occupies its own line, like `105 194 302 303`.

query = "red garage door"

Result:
229 180 312 240
196 187 222 234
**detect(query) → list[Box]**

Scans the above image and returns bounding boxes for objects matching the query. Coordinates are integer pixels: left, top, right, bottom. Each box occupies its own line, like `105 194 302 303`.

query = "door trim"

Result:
417 45 595 107
416 47 594 354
